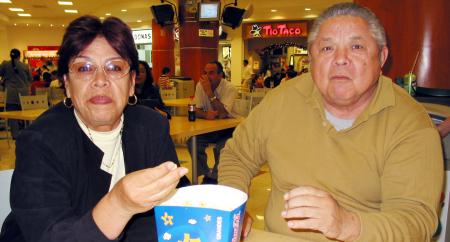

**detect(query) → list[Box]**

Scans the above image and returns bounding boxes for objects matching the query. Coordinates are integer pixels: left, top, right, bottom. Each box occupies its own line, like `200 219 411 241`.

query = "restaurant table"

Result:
421 102 450 118
243 229 301 242
0 108 47 121
164 98 191 107
169 116 243 184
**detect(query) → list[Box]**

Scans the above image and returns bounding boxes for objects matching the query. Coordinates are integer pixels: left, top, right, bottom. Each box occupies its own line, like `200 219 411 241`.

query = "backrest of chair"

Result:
49 88 65 106
19 94 49 110
35 87 49 96
0 90 5 109
0 169 13 224
160 88 177 100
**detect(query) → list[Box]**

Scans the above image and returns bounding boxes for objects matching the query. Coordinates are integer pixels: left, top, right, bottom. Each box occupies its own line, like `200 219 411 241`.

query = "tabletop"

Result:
421 102 450 118
169 116 243 138
164 98 191 107
0 108 47 121
243 229 301 242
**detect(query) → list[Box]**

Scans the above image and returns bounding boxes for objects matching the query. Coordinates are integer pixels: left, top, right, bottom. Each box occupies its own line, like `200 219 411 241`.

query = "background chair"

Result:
34 87 49 96
0 169 13 224
19 94 49 110
49 88 65 106
0 89 11 146
160 87 177 101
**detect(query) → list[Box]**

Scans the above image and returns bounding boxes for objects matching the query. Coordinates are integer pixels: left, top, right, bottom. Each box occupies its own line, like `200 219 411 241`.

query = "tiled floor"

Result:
0 135 271 230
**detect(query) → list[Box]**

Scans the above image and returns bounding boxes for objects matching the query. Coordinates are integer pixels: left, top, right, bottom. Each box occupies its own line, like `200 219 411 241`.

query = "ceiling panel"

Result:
0 0 351 27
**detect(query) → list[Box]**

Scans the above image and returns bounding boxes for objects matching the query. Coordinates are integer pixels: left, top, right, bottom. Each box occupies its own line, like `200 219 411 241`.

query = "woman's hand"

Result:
93 162 188 239
111 161 187 215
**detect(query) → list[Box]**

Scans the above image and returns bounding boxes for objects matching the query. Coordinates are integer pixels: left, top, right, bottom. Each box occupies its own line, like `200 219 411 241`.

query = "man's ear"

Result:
379 46 389 68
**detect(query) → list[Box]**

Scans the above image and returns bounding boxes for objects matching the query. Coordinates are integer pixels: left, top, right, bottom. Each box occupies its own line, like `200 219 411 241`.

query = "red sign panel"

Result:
244 22 308 39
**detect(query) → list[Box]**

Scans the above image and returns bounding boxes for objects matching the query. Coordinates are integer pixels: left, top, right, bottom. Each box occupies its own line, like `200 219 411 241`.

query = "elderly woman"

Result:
0 16 188 241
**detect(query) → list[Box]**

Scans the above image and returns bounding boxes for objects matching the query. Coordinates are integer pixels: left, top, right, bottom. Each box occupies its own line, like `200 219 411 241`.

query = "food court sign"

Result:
244 22 307 39
132 29 152 44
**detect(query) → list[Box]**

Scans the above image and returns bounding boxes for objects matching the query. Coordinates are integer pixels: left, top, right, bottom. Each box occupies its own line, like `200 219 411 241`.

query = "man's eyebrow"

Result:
319 37 333 42
350 36 363 41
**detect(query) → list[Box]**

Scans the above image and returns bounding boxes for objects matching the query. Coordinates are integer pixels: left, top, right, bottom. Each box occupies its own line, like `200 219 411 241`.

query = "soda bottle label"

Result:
188 104 196 122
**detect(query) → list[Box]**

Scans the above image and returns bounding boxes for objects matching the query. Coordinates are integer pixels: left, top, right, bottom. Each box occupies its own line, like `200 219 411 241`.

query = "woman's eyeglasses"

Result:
69 57 131 82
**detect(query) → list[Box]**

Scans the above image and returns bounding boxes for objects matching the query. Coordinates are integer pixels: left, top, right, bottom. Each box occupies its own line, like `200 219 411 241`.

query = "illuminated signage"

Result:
245 22 307 39
132 29 152 44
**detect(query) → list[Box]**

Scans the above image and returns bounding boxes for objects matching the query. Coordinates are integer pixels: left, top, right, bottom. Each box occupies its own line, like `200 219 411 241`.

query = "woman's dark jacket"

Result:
136 85 171 119
0 103 188 242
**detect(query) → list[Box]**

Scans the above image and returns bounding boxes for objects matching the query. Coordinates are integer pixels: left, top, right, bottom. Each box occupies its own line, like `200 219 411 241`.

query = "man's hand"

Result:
199 74 213 97
241 211 253 239
205 110 218 120
281 186 361 241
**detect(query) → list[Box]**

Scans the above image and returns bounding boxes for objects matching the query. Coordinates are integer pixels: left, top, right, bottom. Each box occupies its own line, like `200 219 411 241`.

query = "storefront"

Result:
242 21 310 76
24 46 59 78
132 29 152 66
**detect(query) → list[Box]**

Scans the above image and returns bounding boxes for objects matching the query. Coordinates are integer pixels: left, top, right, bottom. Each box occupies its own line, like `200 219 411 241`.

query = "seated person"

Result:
187 61 238 184
30 74 46 94
136 60 170 118
158 66 172 89
219 3 443 241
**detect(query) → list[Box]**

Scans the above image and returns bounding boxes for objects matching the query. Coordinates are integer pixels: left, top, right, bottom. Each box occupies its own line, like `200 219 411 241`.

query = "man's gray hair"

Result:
307 3 386 50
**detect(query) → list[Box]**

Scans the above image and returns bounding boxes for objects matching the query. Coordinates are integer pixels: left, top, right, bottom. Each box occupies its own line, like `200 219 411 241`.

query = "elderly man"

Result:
219 3 443 241
188 61 238 184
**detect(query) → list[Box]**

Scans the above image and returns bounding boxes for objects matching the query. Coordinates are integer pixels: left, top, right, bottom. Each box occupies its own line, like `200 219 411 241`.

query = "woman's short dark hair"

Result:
137 61 156 99
161 67 171 75
57 15 138 82
10 48 21 74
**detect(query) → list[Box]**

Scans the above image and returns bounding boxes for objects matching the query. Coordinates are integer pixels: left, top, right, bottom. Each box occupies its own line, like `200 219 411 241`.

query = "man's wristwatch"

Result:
209 95 217 102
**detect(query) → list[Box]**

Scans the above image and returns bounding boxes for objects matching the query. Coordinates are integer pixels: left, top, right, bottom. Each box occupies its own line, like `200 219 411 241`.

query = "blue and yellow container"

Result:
155 185 248 242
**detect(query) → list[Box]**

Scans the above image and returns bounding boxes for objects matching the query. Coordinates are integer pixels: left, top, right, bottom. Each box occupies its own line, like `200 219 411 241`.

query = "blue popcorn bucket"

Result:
155 185 248 242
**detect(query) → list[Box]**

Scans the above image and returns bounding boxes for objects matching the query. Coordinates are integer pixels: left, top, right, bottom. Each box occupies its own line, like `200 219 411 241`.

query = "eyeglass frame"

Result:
68 56 132 82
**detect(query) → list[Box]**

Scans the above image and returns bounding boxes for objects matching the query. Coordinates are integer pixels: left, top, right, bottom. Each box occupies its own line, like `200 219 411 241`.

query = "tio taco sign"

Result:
244 22 308 39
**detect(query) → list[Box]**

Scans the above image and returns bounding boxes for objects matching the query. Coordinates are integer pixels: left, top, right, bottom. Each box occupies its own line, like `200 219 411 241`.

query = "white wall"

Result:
0 26 8 61
3 26 65 62
227 25 243 87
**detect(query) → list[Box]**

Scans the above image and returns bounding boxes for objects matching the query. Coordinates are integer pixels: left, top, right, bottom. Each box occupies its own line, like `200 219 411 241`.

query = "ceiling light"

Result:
305 8 311 11
50 24 54 27
270 9 277 12
18 13 32 17
304 14 318 18
105 13 111 16
137 20 142 23
0 0 12 3
26 24 29 26
13 23 17 26
58 1 73 5
64 9 78 13
62 24 65 27
255 215 264 220
9 8 24 11
121 9 127 12
38 24 41 27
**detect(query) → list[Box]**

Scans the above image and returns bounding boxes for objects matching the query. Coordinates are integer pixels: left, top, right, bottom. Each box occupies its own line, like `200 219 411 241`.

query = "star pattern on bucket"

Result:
204 214 211 222
161 212 174 226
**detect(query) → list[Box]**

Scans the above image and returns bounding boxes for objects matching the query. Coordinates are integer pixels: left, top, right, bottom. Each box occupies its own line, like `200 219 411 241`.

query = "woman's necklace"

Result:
84 122 124 169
